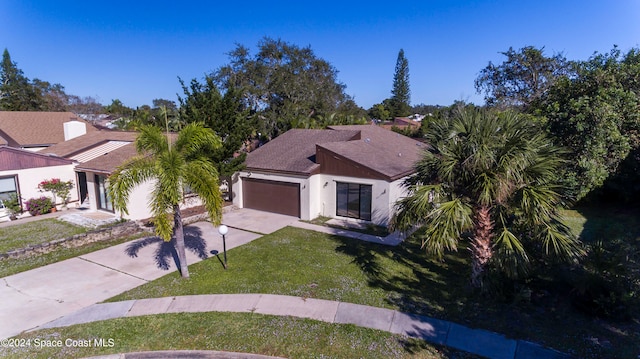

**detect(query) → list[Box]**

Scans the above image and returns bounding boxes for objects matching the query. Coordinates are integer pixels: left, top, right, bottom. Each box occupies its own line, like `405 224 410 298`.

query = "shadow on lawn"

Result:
333 232 470 318
125 226 208 270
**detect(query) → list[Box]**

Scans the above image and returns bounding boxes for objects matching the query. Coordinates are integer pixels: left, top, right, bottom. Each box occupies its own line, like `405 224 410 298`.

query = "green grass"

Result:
108 222 639 359
0 219 88 253
0 312 479 359
2 206 638 358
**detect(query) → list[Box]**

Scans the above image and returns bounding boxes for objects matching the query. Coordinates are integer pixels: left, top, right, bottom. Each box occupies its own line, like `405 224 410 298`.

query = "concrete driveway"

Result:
0 208 296 340
220 208 299 234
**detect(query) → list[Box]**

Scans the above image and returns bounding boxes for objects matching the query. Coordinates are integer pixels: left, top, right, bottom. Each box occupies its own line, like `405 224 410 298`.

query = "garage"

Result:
242 178 300 217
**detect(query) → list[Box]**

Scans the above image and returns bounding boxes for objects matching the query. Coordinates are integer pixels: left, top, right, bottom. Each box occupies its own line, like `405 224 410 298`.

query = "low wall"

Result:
1 221 143 260
0 209 225 261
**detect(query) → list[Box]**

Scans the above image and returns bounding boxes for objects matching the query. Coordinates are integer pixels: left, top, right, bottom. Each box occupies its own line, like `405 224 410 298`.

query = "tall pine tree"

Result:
391 49 411 117
0 49 40 111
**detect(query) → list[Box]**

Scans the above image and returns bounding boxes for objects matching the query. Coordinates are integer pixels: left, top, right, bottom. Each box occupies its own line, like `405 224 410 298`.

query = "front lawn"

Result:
0 219 88 253
108 217 639 359
0 312 479 359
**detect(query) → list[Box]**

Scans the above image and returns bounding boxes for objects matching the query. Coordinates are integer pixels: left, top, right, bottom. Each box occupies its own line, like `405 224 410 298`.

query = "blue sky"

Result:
1 1 639 110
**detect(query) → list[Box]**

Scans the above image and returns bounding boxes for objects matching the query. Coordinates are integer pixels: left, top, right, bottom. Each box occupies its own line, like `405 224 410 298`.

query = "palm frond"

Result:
107 156 156 214
539 218 585 262
174 123 222 158
184 160 223 225
390 184 443 231
421 198 473 258
492 216 530 277
135 125 168 154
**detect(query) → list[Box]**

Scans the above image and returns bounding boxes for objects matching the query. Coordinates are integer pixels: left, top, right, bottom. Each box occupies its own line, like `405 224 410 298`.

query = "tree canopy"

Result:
212 37 364 138
179 76 256 177
0 49 40 111
477 45 640 202
537 46 640 201
475 46 572 110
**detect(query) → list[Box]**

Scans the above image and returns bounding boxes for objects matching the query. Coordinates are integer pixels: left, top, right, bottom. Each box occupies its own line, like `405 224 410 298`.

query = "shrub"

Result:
5 193 22 216
38 178 74 205
570 241 639 319
24 196 54 216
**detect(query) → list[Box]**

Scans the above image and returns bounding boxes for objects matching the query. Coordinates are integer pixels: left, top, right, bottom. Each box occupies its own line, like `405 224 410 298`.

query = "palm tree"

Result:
391 108 583 289
108 123 223 278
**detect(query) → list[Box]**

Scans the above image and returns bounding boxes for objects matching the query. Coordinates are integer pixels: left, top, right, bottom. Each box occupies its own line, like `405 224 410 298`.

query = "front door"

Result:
77 172 88 205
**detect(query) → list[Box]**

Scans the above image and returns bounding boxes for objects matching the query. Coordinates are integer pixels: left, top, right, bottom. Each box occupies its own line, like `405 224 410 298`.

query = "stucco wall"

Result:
82 174 204 221
387 177 410 223
233 171 411 226
314 174 393 226
0 164 78 208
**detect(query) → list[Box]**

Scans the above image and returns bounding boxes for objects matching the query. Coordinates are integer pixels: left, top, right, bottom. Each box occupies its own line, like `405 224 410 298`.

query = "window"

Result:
0 176 18 202
95 175 113 212
336 182 372 221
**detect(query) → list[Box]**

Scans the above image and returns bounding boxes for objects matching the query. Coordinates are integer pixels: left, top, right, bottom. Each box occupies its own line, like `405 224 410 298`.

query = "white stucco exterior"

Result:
0 164 79 208
232 171 409 226
81 171 203 221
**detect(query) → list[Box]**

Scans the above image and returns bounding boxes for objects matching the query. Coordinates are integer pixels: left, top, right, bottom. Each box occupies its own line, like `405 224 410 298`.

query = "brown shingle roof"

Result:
246 124 427 179
44 131 138 158
75 144 139 174
245 129 360 175
323 125 426 180
0 111 99 147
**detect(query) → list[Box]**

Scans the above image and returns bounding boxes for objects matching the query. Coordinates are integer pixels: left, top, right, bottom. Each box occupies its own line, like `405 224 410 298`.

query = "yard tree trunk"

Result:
173 204 189 278
470 206 494 288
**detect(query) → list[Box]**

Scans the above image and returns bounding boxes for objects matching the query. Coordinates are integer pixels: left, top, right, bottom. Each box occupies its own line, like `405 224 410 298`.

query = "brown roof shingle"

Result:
0 111 99 147
323 125 426 180
245 129 360 175
246 124 427 180
75 144 139 174
44 131 138 158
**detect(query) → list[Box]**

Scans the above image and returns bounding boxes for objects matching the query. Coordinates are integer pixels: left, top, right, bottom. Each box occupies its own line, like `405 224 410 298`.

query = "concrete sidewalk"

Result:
0 221 262 340
40 294 569 359
291 221 406 245
1 208 569 358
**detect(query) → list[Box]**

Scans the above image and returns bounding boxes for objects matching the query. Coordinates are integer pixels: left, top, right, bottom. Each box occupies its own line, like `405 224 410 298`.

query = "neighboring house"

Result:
0 111 98 151
379 117 422 131
0 146 77 212
45 131 201 220
231 124 427 226
77 114 117 129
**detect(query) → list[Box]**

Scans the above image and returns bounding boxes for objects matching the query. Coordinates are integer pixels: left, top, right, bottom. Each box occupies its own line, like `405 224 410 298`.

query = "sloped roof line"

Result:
70 141 132 163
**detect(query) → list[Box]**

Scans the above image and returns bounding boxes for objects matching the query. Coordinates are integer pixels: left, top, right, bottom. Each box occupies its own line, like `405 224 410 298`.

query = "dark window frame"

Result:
0 174 19 200
336 182 372 221
95 174 114 212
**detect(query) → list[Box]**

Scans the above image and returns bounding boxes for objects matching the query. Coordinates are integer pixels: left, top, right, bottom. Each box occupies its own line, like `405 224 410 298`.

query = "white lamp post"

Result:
218 225 229 269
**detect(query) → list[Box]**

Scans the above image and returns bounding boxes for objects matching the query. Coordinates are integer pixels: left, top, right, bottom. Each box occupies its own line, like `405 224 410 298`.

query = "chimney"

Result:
64 120 87 141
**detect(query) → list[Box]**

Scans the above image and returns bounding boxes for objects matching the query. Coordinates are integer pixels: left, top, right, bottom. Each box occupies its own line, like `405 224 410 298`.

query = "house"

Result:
379 117 422 131
45 130 201 220
0 146 77 213
0 111 99 151
231 124 427 226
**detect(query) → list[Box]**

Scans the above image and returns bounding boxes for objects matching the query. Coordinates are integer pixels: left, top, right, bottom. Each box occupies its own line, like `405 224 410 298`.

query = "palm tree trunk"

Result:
470 206 494 288
173 204 189 278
